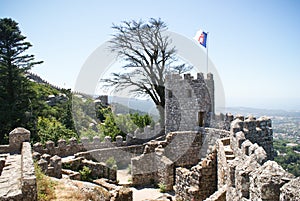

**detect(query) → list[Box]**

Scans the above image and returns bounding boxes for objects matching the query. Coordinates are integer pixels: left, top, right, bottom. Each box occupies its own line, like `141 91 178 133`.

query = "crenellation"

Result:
32 135 129 157
115 135 123 146
126 123 162 145
45 140 55 155
57 139 67 148
229 115 274 160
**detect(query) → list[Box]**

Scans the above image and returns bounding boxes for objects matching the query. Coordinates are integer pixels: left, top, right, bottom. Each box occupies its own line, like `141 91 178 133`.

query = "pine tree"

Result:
0 18 42 143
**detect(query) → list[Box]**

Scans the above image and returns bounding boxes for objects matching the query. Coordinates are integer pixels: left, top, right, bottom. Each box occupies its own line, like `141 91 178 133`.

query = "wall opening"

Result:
168 90 173 98
187 89 192 98
198 111 205 127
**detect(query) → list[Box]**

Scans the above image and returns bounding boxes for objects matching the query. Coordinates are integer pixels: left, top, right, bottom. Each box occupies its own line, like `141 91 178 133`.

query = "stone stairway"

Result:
0 154 23 200
224 145 235 161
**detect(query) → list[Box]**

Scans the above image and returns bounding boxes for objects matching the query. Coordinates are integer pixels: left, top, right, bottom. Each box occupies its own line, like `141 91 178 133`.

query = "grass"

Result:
35 163 57 201
158 183 166 193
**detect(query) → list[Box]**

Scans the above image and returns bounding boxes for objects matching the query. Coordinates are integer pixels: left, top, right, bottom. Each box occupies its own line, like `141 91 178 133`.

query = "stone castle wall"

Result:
75 144 144 168
173 116 299 201
126 123 163 145
175 149 217 201
21 142 37 201
165 73 213 134
0 128 37 201
33 135 127 157
230 115 274 160
130 128 230 190
32 135 145 168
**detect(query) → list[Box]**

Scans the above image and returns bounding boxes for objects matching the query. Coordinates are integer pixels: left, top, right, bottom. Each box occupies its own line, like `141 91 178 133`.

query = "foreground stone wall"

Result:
175 149 217 201
131 153 174 191
223 119 295 201
131 130 203 189
21 142 37 201
173 117 299 201
130 128 230 191
93 178 133 201
61 157 117 181
0 128 37 201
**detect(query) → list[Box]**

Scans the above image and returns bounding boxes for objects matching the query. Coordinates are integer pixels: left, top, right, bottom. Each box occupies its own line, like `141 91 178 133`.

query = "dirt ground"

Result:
49 171 175 201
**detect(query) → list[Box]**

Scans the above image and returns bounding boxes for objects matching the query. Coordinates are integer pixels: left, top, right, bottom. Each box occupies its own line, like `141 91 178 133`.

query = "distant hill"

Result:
108 96 159 116
224 107 300 117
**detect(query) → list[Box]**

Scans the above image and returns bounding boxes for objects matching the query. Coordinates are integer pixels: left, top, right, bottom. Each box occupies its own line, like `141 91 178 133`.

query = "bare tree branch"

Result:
102 18 192 124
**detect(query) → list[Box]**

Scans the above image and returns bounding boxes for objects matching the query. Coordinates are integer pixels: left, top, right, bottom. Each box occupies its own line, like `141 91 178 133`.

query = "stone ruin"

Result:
1 73 300 201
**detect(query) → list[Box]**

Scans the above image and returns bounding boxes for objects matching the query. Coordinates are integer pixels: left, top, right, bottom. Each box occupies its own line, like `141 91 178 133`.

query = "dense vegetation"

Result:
274 139 300 177
0 18 42 143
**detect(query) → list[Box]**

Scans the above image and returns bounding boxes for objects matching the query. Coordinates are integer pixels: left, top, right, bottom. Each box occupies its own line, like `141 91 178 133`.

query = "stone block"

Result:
249 161 295 201
9 127 30 153
280 177 300 201
57 139 67 148
38 158 48 173
69 137 78 146
32 152 41 161
33 142 43 153
49 155 62 178
116 135 123 146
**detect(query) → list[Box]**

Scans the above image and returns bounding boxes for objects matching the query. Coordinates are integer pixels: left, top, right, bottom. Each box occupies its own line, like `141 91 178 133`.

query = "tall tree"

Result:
0 18 42 143
103 18 191 126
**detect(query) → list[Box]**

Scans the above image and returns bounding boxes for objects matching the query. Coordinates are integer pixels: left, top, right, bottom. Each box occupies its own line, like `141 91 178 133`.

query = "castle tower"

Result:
165 73 214 134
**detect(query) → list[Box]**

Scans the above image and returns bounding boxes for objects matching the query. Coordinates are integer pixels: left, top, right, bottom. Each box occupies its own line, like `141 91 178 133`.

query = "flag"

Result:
194 29 207 48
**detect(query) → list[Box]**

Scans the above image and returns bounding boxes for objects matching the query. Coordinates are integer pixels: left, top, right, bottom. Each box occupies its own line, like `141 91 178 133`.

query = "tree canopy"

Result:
102 18 191 126
0 18 42 143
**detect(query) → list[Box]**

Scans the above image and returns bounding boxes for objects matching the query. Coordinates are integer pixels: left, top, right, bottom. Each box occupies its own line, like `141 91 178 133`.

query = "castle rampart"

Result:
174 116 296 201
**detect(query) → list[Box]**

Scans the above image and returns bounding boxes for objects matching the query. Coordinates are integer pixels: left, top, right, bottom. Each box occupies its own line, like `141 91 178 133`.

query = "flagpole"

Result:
206 32 209 74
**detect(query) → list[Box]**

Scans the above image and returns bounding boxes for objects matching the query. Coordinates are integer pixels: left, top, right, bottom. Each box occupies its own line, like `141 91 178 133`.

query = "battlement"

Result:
126 123 162 144
230 115 274 160
230 115 272 132
33 135 127 157
165 72 214 83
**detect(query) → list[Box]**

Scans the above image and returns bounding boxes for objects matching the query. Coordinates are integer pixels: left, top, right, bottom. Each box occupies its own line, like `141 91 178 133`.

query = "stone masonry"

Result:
0 128 37 201
165 73 213 134
173 115 298 201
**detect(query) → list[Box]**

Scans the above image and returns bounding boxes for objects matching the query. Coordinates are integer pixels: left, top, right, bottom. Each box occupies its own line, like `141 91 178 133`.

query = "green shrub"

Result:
158 183 166 193
79 166 92 182
105 157 117 170
62 162 71 170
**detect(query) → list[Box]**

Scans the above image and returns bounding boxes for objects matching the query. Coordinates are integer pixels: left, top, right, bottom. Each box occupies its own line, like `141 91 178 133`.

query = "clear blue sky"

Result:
1 0 300 110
